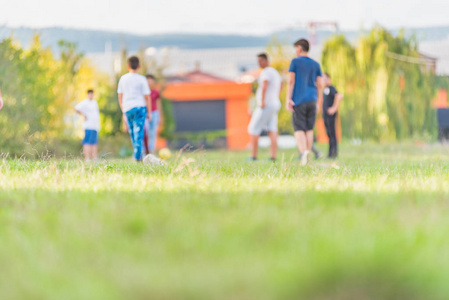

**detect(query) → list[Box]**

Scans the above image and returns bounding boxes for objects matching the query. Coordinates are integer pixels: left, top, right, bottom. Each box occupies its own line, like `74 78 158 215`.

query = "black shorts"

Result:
292 100 317 132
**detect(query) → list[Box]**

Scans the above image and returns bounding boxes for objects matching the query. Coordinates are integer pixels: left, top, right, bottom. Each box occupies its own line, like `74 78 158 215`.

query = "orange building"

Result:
433 89 448 109
161 71 252 150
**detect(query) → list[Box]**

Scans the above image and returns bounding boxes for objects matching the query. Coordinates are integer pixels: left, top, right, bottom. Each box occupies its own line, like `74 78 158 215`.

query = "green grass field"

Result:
1 143 449 300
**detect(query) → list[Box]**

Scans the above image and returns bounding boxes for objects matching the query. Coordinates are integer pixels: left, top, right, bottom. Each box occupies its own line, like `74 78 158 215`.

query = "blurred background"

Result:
1 0 449 157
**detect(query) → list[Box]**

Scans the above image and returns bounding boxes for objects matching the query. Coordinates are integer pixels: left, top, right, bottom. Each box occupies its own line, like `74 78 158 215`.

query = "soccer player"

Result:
247 53 282 161
74 89 100 161
322 73 343 159
286 39 324 165
143 74 161 155
118 56 151 162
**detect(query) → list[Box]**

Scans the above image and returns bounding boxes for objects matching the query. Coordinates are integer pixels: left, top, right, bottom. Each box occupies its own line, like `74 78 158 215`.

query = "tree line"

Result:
269 27 445 141
0 28 446 157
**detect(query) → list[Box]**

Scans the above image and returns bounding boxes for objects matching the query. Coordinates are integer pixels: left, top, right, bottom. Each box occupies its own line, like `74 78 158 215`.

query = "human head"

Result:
324 73 332 86
87 89 94 100
146 74 156 88
257 53 269 69
127 56 140 71
294 39 310 56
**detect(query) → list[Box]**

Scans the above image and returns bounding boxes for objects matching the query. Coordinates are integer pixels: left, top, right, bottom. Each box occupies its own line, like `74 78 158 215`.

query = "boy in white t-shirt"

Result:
117 56 151 161
75 89 100 161
247 53 282 161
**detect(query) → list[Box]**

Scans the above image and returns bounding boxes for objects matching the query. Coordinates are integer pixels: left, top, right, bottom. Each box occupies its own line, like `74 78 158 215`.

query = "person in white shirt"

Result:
75 89 100 161
117 56 151 161
247 53 282 161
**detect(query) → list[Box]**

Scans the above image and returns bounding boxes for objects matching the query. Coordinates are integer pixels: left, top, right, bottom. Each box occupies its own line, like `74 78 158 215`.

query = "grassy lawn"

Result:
1 143 449 299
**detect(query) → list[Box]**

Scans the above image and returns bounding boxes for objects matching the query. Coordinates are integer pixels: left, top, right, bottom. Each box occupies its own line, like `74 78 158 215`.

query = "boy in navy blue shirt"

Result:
286 39 324 165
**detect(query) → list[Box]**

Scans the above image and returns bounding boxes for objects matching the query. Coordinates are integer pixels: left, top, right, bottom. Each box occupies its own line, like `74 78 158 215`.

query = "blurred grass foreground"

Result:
1 143 449 299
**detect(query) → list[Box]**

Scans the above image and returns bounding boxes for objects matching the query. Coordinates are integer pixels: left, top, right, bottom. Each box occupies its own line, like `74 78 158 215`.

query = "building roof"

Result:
419 40 449 75
166 70 232 83
418 52 438 61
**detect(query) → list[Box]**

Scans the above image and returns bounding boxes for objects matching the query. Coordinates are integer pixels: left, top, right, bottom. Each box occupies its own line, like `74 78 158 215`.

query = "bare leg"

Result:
250 135 259 159
92 145 98 161
83 145 89 161
306 130 314 151
88 145 94 161
267 131 278 159
294 131 307 154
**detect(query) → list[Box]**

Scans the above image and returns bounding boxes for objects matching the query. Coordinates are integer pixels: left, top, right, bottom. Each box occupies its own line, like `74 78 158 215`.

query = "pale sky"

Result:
0 0 447 35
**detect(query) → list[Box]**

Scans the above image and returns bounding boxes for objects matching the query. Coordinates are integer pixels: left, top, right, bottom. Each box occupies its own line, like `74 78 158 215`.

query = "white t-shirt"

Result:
75 99 101 131
256 67 282 109
117 73 151 113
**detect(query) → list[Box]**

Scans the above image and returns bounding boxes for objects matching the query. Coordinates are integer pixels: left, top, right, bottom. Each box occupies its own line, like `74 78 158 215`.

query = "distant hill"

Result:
1 25 449 54
0 27 272 53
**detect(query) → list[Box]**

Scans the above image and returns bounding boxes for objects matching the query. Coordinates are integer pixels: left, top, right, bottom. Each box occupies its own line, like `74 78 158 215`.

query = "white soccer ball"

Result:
143 154 164 166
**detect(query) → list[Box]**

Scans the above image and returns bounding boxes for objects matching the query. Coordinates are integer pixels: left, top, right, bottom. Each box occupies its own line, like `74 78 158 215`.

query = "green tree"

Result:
0 35 117 156
322 27 437 141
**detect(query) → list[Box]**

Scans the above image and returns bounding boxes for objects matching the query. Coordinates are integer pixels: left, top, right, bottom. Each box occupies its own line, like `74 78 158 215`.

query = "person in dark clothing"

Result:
322 73 343 159
286 39 324 166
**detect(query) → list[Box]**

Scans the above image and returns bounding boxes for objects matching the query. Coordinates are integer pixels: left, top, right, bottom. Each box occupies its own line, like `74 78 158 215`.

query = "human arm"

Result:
142 79 152 121
260 80 269 108
118 93 128 132
327 93 343 116
74 108 87 120
145 94 152 121
286 72 295 112
316 76 324 114
0 88 3 110
74 101 87 120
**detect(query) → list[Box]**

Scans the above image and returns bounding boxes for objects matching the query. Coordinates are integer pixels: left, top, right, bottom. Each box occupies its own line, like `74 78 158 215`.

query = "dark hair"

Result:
257 53 268 61
294 39 310 52
128 56 140 70
146 74 156 80
87 89 94 94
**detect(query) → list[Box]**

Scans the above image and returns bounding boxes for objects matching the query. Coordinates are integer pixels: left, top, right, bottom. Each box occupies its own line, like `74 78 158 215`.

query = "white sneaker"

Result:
300 150 310 166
